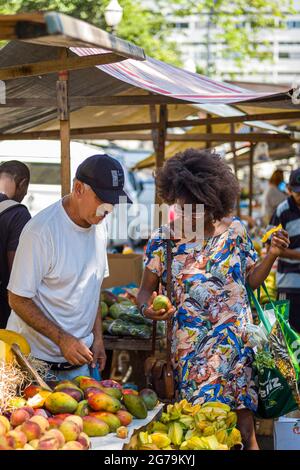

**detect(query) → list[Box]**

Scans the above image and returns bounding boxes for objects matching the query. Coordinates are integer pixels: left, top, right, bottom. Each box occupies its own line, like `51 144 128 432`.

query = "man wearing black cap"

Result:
7 155 131 380
270 168 300 333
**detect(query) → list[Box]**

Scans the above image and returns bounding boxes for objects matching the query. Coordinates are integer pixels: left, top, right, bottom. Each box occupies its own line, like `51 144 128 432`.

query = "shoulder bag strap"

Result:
0 199 20 215
166 238 173 367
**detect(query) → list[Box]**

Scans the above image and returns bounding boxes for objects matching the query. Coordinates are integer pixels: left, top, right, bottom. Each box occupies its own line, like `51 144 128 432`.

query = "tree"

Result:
160 0 294 74
0 0 182 66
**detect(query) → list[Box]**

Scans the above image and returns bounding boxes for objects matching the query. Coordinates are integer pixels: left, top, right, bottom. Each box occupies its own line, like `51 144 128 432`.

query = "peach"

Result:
0 421 6 436
116 426 128 439
64 415 83 432
6 430 27 449
29 439 39 449
59 421 80 442
29 415 49 433
48 416 64 429
0 435 13 449
37 435 60 450
45 429 65 448
0 415 11 433
77 432 90 450
62 441 84 450
21 420 42 441
116 410 133 427
20 406 35 418
23 443 35 450
10 409 30 427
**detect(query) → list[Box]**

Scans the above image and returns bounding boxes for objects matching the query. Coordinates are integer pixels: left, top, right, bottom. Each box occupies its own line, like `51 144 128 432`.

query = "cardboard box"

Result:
274 417 300 450
102 254 144 289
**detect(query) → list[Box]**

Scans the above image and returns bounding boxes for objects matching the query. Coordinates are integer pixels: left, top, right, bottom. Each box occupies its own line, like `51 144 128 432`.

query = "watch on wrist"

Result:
140 303 148 318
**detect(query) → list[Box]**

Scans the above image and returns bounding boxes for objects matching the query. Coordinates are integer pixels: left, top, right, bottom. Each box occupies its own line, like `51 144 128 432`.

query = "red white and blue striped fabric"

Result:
71 47 275 104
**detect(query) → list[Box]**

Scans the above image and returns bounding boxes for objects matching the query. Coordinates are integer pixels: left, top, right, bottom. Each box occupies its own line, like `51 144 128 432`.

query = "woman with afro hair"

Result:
137 148 289 450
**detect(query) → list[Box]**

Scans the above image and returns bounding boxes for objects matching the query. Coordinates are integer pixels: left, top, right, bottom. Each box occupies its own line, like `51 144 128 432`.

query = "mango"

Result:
101 291 118 307
99 386 122 400
54 387 83 402
100 379 122 390
139 389 158 410
122 389 139 396
89 412 121 432
73 375 90 387
84 386 105 400
123 394 147 419
152 295 171 312
45 392 78 415
78 377 103 392
82 416 109 437
88 391 121 413
27 390 52 408
48 416 64 429
75 400 89 417
116 410 133 427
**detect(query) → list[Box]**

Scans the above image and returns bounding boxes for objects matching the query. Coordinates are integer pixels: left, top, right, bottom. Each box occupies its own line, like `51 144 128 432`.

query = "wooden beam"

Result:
0 12 145 62
57 52 70 197
0 53 126 80
1 131 300 143
0 95 190 108
167 111 300 128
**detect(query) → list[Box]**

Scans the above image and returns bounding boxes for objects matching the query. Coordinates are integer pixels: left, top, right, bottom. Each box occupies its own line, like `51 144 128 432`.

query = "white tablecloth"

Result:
90 404 164 450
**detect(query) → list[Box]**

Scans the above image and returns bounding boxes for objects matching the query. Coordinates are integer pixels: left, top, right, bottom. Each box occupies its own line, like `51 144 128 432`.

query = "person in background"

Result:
270 168 300 333
0 161 31 328
7 154 131 381
262 169 287 225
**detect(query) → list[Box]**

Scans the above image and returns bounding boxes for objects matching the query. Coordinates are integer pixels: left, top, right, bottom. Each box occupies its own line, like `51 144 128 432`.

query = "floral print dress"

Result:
145 218 258 411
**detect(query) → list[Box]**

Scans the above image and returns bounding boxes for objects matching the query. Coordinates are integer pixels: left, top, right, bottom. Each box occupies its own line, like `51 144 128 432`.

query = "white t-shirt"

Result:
7 200 109 362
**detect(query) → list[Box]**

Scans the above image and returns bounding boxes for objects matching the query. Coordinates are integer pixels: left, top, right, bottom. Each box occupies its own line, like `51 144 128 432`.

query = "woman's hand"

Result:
269 229 290 257
144 291 176 321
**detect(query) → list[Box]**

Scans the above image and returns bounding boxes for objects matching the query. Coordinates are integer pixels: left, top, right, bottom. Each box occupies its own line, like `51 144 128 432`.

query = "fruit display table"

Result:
90 403 164 450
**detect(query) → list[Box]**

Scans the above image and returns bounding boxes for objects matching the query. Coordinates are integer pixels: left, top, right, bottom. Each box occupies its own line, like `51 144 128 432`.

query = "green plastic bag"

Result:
247 284 300 419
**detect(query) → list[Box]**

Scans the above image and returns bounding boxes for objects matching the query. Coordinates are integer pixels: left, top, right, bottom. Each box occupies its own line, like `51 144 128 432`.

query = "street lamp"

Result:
104 0 123 35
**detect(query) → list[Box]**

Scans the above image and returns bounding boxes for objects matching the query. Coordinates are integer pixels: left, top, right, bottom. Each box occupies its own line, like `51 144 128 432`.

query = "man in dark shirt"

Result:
0 161 31 327
270 168 300 333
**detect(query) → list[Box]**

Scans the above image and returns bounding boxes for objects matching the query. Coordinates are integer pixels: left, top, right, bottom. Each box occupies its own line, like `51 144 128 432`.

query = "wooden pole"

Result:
154 105 168 230
249 136 254 217
206 114 212 149
231 123 241 218
57 49 70 198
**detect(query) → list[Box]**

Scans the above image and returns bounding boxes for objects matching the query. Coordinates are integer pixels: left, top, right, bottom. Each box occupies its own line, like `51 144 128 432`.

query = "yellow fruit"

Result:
151 432 171 449
216 430 228 444
202 425 216 436
227 428 242 449
0 330 31 356
138 431 152 446
261 224 282 244
225 411 237 428
168 422 183 446
202 401 231 413
0 340 14 364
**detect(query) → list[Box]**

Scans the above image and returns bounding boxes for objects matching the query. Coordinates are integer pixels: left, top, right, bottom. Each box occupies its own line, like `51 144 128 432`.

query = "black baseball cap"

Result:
289 169 300 193
76 154 132 204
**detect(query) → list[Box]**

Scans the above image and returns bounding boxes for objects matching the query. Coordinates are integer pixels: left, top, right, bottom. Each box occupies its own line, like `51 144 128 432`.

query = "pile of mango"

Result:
129 400 242 451
0 377 158 450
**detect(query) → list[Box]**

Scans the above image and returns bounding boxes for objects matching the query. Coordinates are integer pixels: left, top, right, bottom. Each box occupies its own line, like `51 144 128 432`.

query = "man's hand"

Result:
269 229 290 257
58 333 93 366
91 337 106 372
144 291 176 321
